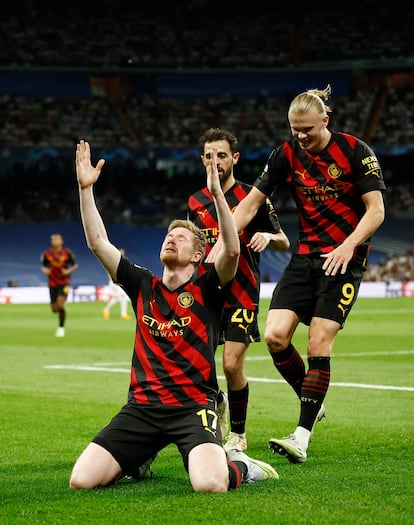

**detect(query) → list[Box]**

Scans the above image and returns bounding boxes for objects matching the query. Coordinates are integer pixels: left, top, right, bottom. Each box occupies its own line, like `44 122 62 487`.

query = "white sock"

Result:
105 298 117 311
121 300 128 316
294 426 311 451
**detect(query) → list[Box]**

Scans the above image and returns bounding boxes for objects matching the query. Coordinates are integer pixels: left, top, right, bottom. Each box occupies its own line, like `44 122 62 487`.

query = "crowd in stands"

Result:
1 0 413 155
1 83 414 152
370 85 414 146
364 249 414 282
0 83 413 227
0 1 412 69
0 89 372 150
0 0 413 283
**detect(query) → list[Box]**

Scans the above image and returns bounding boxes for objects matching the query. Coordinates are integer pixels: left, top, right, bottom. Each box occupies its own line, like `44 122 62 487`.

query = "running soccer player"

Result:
41 233 78 337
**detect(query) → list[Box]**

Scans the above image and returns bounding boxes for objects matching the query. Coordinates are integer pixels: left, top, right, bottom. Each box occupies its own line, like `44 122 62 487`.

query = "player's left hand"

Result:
320 243 354 276
248 232 271 253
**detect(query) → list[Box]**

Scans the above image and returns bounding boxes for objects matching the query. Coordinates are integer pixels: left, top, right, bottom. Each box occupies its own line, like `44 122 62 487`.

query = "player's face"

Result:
160 227 202 267
50 234 63 249
201 140 240 190
289 110 330 153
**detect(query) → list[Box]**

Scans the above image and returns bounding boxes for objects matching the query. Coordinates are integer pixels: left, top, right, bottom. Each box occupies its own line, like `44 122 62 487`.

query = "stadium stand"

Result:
0 0 413 287
0 1 412 69
1 217 413 287
0 222 166 287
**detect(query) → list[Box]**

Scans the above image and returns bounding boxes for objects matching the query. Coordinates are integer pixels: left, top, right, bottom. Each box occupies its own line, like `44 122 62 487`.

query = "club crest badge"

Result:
328 163 342 179
178 292 194 308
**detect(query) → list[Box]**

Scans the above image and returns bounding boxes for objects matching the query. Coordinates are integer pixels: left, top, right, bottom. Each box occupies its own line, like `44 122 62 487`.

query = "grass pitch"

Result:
0 297 413 524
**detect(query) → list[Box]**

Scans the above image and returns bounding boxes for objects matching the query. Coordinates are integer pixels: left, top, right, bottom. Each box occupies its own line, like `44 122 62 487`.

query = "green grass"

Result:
0 297 413 524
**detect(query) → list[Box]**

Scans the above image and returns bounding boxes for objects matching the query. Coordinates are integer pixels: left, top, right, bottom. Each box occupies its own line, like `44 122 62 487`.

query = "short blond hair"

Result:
168 219 206 258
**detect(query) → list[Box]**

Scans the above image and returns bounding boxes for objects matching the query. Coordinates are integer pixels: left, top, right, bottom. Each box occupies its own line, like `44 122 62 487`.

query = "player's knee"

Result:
264 327 288 351
69 471 95 490
222 359 240 378
192 474 228 493
307 335 333 357
69 469 116 490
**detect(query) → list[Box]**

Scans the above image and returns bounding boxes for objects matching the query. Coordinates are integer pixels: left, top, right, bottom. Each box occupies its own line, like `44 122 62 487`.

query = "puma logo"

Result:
294 169 307 179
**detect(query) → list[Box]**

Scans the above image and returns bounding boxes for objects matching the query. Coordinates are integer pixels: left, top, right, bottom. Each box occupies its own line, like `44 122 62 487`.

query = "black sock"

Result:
228 383 249 434
270 343 305 398
59 309 66 327
298 357 330 431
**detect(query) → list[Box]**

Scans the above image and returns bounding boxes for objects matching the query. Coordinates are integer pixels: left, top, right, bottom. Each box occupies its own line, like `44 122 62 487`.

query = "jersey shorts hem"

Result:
270 254 365 327
49 284 69 303
220 308 260 345
92 401 223 478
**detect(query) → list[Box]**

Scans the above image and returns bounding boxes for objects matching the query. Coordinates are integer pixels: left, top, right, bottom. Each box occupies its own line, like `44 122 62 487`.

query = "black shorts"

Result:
270 254 365 327
92 401 223 479
49 284 69 303
219 308 260 345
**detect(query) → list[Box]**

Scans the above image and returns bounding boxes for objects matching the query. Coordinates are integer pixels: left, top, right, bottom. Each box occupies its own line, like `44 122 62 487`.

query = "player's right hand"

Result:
76 140 106 189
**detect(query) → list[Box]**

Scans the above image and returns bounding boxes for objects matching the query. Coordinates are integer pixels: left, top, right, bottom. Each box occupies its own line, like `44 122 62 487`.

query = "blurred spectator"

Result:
364 249 414 282
0 1 412 69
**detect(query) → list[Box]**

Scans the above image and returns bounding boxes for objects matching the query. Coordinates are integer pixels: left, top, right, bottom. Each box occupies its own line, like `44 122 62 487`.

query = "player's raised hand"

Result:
206 148 221 197
76 140 106 190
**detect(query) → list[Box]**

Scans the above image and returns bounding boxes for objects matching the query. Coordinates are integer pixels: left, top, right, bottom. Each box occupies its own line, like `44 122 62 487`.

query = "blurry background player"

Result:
103 248 132 320
188 128 290 452
41 233 78 337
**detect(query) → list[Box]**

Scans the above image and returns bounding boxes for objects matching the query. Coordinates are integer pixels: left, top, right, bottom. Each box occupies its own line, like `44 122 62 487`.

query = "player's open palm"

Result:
76 140 106 189
206 148 220 197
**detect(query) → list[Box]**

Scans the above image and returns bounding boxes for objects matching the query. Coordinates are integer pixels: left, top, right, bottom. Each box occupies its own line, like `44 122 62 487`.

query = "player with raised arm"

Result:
188 128 289 452
69 140 278 492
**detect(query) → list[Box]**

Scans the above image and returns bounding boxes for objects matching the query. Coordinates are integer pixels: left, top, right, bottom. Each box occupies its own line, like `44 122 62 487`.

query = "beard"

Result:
219 169 232 185
160 251 176 265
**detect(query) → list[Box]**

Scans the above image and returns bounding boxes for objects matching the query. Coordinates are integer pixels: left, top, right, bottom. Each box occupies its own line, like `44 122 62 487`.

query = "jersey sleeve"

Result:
254 198 282 232
254 145 286 198
116 256 153 301
353 139 387 195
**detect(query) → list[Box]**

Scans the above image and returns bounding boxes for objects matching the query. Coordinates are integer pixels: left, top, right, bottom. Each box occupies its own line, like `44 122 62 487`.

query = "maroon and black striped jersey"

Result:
117 257 228 408
187 181 281 310
41 247 77 287
256 131 386 260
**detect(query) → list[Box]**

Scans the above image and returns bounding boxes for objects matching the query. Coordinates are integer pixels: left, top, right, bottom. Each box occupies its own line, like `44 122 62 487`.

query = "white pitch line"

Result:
43 365 414 392
350 308 413 315
237 376 414 392
62 349 414 367
44 365 129 373
335 350 414 357
244 350 414 359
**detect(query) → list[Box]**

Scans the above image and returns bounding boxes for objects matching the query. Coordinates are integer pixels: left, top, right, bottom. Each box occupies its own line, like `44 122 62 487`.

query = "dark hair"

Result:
199 128 239 154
